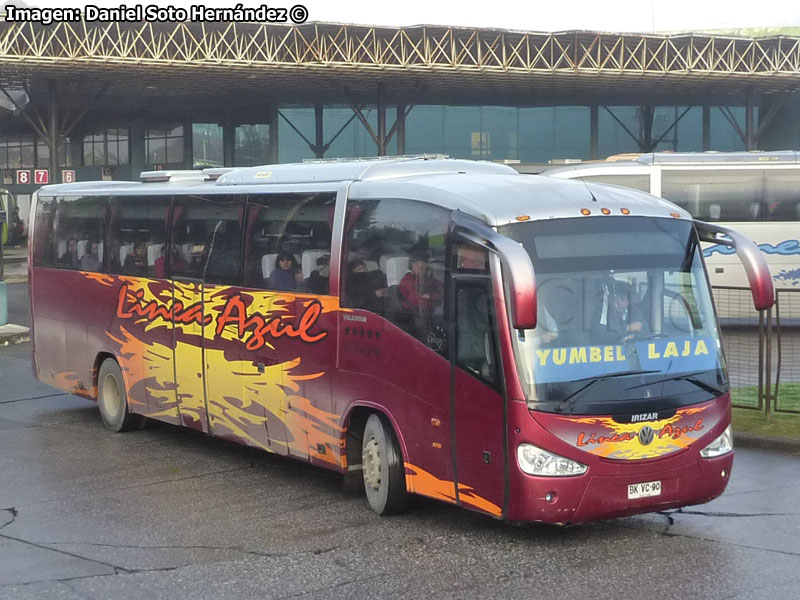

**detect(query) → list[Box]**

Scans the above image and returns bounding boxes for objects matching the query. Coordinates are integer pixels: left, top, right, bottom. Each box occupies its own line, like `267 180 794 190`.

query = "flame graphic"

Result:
404 463 502 516
94 275 344 466
558 405 711 459
80 272 116 287
49 371 92 398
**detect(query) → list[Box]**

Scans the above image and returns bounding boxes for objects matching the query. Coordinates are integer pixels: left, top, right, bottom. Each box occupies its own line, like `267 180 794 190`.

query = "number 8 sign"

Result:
16 170 30 184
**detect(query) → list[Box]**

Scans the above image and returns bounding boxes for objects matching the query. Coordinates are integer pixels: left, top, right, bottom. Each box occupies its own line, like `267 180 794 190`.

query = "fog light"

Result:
721 470 727 478
545 492 557 503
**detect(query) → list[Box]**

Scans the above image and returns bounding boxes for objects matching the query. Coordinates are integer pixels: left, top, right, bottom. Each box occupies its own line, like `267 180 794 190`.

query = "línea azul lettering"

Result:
116 284 209 326
215 294 327 350
116 286 327 349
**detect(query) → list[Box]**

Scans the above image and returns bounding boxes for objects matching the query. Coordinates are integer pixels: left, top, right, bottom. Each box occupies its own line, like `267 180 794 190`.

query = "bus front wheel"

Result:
361 413 408 515
97 359 143 432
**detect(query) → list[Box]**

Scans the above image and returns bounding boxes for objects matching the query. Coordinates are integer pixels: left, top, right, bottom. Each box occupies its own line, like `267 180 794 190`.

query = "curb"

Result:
733 431 800 455
0 323 31 346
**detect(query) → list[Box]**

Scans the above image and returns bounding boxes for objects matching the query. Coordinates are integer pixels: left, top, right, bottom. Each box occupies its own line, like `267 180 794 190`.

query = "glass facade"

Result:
0 135 70 169
83 128 128 166
278 105 752 165
145 125 184 165
192 123 224 169
0 102 758 192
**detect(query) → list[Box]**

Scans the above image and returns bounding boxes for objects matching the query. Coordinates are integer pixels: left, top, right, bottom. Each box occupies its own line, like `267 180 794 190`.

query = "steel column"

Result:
314 104 324 158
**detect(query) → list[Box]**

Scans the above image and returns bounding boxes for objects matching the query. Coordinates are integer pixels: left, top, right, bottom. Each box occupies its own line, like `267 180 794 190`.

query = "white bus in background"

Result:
539 152 800 311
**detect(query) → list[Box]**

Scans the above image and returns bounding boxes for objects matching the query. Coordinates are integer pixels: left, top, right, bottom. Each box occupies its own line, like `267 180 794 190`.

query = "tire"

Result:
361 413 408 515
97 358 143 432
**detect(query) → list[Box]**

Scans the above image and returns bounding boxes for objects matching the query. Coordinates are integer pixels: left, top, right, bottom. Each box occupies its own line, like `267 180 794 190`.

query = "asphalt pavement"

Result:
1 269 800 598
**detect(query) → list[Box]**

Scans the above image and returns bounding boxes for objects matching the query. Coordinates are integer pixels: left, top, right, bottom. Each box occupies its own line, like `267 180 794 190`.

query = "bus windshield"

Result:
499 217 727 415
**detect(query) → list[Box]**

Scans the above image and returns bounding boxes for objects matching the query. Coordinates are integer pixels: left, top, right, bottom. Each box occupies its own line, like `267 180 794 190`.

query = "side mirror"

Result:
451 212 537 329
694 220 774 311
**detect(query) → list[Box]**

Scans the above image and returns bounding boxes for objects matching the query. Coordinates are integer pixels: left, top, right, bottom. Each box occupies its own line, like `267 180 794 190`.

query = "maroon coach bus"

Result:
28 157 773 524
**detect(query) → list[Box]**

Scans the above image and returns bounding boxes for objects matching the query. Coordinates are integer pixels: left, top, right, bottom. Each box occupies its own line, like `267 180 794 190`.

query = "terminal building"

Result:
1 20 800 222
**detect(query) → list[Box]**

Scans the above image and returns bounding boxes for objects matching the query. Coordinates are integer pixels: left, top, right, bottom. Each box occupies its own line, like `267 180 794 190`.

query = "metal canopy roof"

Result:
1 21 800 112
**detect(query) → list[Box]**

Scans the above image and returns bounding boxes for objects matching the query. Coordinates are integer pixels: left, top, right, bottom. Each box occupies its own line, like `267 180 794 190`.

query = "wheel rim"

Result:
363 435 382 492
101 373 122 421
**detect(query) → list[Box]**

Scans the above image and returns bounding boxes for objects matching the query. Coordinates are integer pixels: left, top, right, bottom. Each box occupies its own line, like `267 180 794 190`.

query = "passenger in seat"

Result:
123 240 149 276
306 254 331 294
399 254 442 315
266 252 302 291
80 240 101 272
345 258 387 311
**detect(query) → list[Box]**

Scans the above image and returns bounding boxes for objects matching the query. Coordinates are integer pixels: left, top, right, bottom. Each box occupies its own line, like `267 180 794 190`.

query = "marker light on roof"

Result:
516 215 531 221
621 208 630 215
601 208 611 215
580 208 591 215
670 212 681 218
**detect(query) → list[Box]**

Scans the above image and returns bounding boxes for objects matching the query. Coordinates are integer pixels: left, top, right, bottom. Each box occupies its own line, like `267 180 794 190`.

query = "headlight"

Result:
700 425 733 458
517 443 587 476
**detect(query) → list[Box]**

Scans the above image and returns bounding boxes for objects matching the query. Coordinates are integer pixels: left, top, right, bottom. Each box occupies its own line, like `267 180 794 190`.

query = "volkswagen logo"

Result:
638 425 655 446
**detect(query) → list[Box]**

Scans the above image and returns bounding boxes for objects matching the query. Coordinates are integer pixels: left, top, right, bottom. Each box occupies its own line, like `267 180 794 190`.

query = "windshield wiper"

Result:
555 370 659 414
626 370 725 396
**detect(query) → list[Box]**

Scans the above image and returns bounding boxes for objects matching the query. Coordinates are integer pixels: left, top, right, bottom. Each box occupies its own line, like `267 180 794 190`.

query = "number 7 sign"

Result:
35 169 49 184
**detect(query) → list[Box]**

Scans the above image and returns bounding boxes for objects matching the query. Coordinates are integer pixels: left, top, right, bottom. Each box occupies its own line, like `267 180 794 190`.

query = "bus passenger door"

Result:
451 279 506 518
172 278 210 433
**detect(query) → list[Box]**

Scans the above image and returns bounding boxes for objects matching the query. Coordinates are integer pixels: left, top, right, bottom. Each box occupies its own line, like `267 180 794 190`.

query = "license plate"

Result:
628 480 662 500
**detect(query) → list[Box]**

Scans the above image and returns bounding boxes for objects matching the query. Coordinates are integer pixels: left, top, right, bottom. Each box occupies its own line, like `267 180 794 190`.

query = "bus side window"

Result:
169 195 244 285
661 169 765 221
764 169 800 221
244 193 334 292
342 198 449 352
32 196 56 268
107 195 169 278
455 284 498 387
51 195 107 272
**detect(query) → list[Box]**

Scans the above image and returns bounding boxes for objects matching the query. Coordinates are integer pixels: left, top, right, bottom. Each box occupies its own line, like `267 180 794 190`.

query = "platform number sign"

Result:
16 170 30 185
35 169 49 184
62 170 76 183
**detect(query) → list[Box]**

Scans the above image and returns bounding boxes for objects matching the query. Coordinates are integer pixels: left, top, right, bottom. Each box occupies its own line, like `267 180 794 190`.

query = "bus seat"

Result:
147 243 161 266
262 253 278 279
77 240 88 260
98 242 104 263
379 253 404 273
384 256 409 287
365 260 379 271
302 249 329 277
119 244 134 265
180 243 194 263
57 240 67 258
708 204 721 220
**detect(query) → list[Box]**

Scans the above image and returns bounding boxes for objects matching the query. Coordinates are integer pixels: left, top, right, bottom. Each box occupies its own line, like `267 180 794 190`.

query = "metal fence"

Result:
713 286 800 414
774 288 800 414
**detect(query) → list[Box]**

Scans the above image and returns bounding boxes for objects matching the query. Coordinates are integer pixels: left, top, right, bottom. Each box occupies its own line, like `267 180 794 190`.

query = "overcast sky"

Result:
15 0 800 33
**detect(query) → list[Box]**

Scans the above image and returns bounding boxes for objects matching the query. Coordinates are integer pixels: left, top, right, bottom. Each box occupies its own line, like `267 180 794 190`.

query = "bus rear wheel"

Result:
361 413 408 515
98 359 143 432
